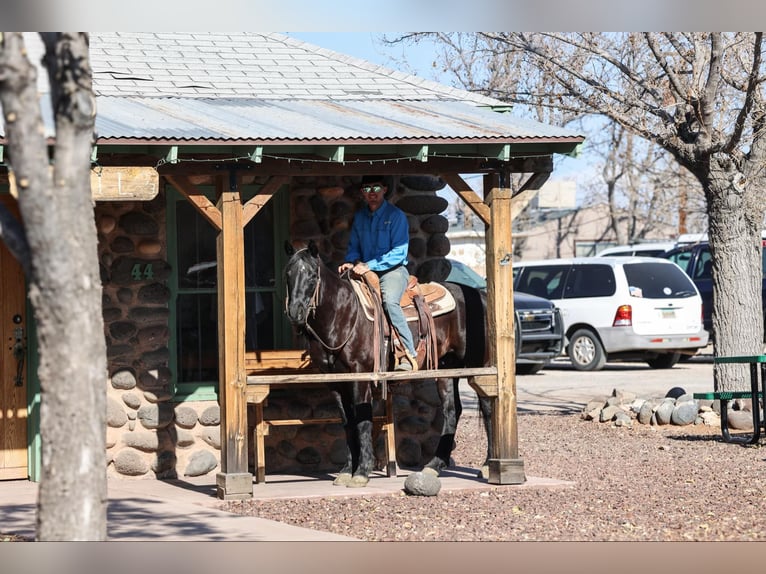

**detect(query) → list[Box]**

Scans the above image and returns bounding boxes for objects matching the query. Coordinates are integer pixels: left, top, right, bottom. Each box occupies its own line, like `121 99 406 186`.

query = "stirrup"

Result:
395 352 418 372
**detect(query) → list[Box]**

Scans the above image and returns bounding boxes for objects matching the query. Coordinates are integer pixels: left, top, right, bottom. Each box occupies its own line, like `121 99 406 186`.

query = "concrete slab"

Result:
0 467 573 541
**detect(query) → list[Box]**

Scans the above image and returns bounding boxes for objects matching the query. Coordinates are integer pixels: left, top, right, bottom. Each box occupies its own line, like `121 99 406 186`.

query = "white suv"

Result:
512 257 709 371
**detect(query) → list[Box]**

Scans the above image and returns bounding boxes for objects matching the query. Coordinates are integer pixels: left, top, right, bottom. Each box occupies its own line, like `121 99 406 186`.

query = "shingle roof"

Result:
86 32 504 106
10 32 584 148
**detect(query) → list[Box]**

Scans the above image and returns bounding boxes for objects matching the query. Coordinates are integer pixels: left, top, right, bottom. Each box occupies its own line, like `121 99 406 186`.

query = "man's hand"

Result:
352 262 370 275
338 262 353 274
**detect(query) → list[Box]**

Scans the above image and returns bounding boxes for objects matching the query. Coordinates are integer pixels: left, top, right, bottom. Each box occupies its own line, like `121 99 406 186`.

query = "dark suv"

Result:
662 240 766 340
445 259 564 375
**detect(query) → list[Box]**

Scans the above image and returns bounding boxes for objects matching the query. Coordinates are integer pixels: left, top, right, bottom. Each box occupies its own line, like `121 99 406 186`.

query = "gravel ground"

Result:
221 410 766 541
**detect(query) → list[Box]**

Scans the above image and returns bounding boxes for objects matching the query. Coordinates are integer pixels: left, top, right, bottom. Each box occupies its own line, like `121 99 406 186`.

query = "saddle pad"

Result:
350 279 456 322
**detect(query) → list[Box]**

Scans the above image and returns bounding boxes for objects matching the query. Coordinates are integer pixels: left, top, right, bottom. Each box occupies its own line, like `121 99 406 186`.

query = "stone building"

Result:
0 32 583 490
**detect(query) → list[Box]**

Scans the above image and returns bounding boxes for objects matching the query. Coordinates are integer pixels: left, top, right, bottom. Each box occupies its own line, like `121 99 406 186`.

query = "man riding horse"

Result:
337 175 419 372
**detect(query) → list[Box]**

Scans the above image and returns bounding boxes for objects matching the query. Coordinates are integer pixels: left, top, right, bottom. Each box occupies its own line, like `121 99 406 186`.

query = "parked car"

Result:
662 240 766 341
445 259 564 375
512 257 709 371
596 242 677 258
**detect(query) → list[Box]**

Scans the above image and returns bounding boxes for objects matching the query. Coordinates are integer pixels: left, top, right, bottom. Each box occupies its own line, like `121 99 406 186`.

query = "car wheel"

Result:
646 352 681 369
516 363 545 375
567 328 606 371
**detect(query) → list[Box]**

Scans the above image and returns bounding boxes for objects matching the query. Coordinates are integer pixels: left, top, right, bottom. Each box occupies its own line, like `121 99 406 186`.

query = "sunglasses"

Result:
360 185 385 194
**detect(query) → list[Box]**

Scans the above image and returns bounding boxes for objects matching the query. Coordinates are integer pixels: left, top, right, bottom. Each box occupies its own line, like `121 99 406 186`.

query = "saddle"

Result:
349 271 456 373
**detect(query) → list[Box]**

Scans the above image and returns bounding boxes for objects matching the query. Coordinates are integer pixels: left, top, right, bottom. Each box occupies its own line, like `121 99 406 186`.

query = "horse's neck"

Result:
312 264 356 320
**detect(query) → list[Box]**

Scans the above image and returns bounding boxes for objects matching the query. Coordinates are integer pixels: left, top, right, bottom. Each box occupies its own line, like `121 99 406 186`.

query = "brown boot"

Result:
395 350 418 372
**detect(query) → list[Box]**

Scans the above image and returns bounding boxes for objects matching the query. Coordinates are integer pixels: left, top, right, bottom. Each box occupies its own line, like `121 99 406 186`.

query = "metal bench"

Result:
693 355 766 444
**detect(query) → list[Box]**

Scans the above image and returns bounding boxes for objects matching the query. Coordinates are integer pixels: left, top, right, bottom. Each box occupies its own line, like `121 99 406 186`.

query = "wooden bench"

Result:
693 355 766 444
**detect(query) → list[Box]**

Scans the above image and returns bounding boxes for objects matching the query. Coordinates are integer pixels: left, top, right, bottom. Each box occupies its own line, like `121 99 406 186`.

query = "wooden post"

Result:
215 173 253 499
484 173 525 484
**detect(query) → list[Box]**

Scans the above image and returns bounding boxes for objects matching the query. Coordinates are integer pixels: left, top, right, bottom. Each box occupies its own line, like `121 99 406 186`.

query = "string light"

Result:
154 150 546 170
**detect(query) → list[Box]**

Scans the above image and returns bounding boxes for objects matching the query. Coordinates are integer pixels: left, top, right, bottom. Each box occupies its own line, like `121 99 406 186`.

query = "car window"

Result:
563 264 616 298
516 265 570 299
664 249 694 274
692 248 713 280
623 262 697 298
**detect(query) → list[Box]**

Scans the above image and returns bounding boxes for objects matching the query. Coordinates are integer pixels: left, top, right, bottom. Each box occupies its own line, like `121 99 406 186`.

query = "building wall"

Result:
99 192 224 479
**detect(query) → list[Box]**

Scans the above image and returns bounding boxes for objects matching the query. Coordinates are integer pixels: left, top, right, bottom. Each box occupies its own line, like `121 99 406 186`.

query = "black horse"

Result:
283 240 493 487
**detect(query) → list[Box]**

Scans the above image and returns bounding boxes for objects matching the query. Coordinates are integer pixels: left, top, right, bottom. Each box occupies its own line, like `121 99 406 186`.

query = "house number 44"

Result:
131 263 154 281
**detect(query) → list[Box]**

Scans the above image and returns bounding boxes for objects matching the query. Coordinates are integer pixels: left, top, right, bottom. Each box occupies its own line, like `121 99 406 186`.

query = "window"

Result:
563 265 615 298
623 262 697 299
168 187 290 399
516 265 570 300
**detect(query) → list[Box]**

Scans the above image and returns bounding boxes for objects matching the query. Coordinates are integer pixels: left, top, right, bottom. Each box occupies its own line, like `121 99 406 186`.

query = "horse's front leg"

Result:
423 377 460 476
331 387 356 486
347 381 374 487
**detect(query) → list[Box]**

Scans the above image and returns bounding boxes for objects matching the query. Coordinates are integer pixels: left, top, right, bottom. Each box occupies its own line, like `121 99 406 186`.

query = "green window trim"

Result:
166 183 291 401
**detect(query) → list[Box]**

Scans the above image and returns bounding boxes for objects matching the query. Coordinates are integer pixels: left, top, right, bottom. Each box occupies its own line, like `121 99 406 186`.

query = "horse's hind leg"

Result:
423 377 459 476
477 395 493 479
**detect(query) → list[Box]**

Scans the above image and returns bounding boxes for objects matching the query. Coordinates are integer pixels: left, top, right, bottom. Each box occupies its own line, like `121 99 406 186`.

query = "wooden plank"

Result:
384 391 397 477
245 349 315 373
511 188 539 221
468 374 499 398
242 175 289 226
215 176 252 496
156 154 562 178
246 366 497 386
484 173 525 484
90 166 159 200
440 173 490 225
253 403 267 483
9 166 159 200
164 174 223 231
514 170 551 196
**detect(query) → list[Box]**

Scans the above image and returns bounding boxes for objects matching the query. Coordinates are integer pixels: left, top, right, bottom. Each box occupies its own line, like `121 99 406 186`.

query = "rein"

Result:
290 252 360 353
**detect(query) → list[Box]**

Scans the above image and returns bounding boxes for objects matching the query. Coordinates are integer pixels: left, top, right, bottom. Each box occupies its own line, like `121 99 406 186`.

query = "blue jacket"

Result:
345 200 409 272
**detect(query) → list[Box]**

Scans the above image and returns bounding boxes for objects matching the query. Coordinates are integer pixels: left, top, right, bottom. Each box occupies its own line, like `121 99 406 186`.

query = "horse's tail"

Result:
454 283 487 368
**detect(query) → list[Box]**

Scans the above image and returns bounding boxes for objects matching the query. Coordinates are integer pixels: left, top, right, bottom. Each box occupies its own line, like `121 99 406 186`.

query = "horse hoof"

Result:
422 467 440 477
333 473 353 486
347 475 370 488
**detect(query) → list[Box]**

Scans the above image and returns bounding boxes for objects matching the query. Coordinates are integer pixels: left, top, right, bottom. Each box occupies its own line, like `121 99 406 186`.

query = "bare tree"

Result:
392 32 766 391
0 32 106 540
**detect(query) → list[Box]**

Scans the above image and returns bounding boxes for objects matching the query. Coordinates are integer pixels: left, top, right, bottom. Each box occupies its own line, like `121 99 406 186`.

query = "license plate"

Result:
661 309 676 319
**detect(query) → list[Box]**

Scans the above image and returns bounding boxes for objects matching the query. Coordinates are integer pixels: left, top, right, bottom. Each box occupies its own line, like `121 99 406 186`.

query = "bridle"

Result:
286 249 360 353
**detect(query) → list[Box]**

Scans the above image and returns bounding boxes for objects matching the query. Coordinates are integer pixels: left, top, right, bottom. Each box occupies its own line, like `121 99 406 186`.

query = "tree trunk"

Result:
705 157 764 392
0 32 107 540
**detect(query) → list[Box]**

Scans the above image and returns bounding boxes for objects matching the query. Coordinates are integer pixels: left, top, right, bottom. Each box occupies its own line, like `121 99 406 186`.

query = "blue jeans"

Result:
378 266 416 357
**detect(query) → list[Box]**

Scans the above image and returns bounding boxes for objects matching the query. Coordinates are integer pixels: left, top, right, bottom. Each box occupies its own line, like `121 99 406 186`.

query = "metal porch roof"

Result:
84 97 582 144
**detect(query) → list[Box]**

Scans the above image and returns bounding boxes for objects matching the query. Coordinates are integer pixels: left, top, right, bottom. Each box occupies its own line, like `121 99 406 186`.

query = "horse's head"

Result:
283 240 321 326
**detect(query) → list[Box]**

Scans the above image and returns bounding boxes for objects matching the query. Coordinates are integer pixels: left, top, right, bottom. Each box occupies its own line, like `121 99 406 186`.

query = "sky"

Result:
284 33 441 79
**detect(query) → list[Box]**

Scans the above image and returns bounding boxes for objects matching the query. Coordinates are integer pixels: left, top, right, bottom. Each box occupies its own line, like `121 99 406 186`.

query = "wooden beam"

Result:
514 170 551 197
440 173 491 226
215 175 252 500
511 188 539 221
242 175 289 226
483 173 525 485
163 174 223 231
156 155 555 178
245 366 497 387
